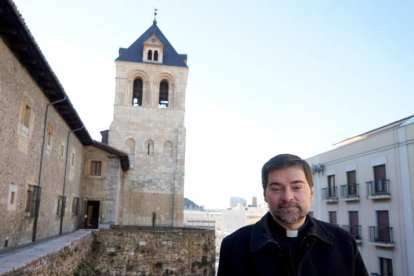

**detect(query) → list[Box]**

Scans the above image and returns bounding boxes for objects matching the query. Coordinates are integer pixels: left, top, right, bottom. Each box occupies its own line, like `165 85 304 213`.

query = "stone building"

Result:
0 0 189 251
307 115 414 276
108 18 189 227
0 0 128 249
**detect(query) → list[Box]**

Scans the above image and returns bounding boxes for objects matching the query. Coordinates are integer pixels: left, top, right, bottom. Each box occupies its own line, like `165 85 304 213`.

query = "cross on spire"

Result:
153 8 158 25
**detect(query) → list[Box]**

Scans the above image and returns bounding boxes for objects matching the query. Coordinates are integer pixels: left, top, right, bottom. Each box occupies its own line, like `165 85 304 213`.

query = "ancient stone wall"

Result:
2 231 94 276
3 227 215 276
88 226 215 275
0 38 85 249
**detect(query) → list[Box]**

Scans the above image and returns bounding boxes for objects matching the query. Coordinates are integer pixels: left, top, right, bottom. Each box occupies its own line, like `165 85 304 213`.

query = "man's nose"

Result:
281 188 295 201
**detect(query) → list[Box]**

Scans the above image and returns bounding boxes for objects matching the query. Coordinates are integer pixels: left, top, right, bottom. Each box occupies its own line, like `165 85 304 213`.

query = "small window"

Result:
154 50 159 61
25 185 41 217
71 152 75 167
7 183 18 211
56 196 66 217
90 161 102 176
145 140 154 156
163 141 173 157
47 123 53 148
22 104 31 128
10 191 15 205
126 138 136 155
380 257 393 276
159 80 169 108
60 143 65 158
72 197 80 216
147 49 153 60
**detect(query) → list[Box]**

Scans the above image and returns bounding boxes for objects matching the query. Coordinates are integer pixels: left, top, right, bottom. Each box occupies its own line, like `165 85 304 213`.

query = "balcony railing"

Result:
341 225 362 240
366 179 390 199
340 183 360 200
369 226 393 245
322 187 338 201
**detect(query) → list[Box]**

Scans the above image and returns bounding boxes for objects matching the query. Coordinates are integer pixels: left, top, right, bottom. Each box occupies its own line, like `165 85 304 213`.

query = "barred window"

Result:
25 185 41 217
56 196 66 217
72 197 80 216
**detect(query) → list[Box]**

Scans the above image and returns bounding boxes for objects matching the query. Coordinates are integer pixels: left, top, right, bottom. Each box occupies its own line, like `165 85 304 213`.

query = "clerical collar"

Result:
286 229 299 238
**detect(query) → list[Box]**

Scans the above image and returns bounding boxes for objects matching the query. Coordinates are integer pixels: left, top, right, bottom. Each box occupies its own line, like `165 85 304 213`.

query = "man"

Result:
218 154 368 275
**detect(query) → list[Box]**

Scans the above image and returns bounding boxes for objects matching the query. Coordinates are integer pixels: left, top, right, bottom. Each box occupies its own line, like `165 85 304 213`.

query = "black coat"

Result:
218 212 369 276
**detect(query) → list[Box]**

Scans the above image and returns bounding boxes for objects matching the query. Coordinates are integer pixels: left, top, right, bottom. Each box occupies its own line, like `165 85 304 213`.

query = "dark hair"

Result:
261 153 313 190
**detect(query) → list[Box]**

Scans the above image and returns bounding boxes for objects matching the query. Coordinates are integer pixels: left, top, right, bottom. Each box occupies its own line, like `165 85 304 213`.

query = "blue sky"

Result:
13 0 414 208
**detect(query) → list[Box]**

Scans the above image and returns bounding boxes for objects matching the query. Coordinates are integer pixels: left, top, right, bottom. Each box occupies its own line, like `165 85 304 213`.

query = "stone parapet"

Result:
0 227 215 276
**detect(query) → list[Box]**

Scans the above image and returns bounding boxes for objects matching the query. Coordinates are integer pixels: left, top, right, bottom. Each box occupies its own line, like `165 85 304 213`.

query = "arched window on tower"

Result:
154 50 159 61
145 139 154 156
132 78 143 106
125 138 136 156
159 80 169 108
163 141 173 158
147 50 153 61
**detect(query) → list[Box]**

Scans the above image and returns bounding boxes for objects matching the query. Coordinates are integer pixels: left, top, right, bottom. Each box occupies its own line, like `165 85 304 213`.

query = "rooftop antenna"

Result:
153 8 158 25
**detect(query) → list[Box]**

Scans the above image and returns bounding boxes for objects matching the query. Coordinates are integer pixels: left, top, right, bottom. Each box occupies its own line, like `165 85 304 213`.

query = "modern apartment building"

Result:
308 115 414 276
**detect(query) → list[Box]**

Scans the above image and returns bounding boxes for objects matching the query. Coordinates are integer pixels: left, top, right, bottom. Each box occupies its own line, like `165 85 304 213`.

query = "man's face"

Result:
264 166 314 230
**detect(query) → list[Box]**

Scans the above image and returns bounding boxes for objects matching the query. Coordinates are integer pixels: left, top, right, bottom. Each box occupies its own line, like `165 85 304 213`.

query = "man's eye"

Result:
293 185 303 191
271 187 282 192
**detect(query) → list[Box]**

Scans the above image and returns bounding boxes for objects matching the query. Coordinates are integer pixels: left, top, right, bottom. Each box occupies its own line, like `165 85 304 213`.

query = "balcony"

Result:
366 180 391 199
322 187 338 202
369 226 394 247
341 225 362 243
340 183 360 201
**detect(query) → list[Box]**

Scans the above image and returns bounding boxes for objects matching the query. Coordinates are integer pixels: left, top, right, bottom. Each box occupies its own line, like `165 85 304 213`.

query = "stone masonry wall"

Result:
89 226 215 276
3 227 215 276
0 38 84 249
2 231 94 276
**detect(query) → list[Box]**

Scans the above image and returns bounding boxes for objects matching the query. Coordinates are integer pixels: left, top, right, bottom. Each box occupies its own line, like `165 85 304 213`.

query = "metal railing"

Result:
185 219 215 230
340 183 359 199
369 226 393 243
366 179 390 197
341 225 362 240
322 187 338 200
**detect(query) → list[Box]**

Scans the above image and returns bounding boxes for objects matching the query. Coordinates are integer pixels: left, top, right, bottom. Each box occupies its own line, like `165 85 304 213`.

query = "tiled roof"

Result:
116 21 188 68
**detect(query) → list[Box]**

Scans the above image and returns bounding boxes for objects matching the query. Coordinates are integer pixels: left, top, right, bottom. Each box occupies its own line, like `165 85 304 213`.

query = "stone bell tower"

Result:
108 16 188 227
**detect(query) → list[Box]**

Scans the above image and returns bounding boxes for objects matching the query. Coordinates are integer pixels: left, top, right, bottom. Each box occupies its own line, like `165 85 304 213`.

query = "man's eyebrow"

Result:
291 180 305 184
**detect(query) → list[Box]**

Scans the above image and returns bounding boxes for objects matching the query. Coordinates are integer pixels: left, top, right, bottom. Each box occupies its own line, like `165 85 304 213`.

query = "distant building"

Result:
230 197 247 208
308 115 414 276
184 198 204 210
249 196 258 207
